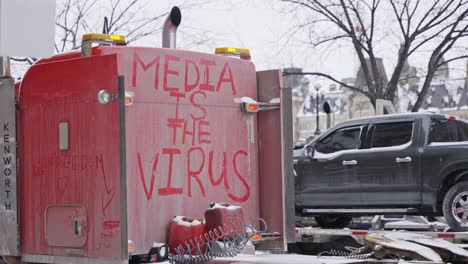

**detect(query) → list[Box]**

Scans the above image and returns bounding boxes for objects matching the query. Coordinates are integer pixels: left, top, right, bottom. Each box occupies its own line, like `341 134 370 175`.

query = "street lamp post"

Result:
314 83 321 135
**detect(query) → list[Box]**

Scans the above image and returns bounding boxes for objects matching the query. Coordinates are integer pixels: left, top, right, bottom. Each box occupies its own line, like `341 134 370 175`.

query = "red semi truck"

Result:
0 7 294 264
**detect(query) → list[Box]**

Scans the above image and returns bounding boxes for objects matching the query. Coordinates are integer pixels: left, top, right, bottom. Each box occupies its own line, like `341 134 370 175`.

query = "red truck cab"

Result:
0 32 294 263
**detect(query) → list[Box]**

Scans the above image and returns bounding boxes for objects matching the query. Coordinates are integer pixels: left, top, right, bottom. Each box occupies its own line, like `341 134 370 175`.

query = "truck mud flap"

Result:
365 231 468 262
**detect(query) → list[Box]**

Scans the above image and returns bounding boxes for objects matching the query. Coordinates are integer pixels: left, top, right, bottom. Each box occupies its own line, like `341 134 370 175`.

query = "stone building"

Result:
290 59 468 143
283 67 306 142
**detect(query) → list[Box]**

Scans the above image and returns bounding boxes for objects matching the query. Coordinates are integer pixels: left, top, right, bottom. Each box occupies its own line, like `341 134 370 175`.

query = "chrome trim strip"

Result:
342 160 357 166
303 208 417 213
396 156 412 163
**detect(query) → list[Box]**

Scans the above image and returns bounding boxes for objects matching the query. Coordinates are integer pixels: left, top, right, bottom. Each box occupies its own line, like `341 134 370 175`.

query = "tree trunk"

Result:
411 70 436 112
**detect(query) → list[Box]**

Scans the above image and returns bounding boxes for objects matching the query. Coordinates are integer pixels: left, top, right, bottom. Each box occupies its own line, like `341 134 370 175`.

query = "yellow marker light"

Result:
81 33 127 57
82 33 126 44
215 47 251 60
110 35 126 42
215 47 250 55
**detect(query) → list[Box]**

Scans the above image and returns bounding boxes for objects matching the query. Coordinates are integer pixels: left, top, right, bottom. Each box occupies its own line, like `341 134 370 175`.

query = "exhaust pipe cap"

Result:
170 6 182 27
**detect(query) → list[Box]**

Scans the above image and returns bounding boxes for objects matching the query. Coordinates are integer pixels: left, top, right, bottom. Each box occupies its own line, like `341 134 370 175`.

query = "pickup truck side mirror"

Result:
306 144 315 160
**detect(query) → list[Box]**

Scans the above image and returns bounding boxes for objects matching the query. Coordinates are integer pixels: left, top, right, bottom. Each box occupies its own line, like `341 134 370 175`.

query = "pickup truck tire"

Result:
443 181 468 231
315 216 351 229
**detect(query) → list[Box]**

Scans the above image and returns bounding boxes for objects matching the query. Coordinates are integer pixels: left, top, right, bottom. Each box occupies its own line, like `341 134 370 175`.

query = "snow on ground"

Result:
158 252 442 263
161 253 376 264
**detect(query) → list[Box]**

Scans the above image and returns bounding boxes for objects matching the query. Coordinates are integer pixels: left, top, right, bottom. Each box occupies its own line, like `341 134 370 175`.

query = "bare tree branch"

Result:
390 0 408 36
10 57 36 65
438 55 468 67
11 0 213 78
412 6 468 111
283 71 372 98
335 0 376 98
281 0 468 111
311 34 349 46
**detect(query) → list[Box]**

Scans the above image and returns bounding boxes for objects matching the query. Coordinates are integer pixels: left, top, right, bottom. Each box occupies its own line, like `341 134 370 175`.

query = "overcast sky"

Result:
146 0 467 88
149 0 359 83
13 0 466 85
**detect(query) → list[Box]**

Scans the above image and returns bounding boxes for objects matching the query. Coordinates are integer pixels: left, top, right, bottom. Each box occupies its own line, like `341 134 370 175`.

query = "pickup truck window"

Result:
316 126 361 154
456 121 468 141
371 122 413 148
429 119 458 143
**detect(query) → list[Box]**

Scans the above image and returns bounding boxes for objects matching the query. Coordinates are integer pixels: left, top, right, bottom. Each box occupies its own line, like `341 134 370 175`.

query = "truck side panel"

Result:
106 47 260 253
257 70 295 250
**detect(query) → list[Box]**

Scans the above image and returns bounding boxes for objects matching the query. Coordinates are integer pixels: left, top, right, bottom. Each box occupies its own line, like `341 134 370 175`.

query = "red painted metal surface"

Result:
167 217 206 255
102 46 260 254
45 204 88 248
20 54 124 260
205 204 245 238
257 70 288 249
19 45 260 260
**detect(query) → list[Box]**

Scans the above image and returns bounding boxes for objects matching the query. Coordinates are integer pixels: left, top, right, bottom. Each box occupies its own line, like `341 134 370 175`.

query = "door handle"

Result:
342 160 357 166
396 157 412 163
74 219 83 237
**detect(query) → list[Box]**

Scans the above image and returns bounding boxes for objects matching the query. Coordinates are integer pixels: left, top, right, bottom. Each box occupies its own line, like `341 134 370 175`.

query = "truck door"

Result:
296 124 366 208
20 54 127 262
357 118 422 207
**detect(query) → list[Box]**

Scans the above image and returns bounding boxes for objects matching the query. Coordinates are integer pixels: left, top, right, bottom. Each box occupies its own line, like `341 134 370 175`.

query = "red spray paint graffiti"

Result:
132 53 237 96
97 154 115 216
133 52 251 203
136 149 250 202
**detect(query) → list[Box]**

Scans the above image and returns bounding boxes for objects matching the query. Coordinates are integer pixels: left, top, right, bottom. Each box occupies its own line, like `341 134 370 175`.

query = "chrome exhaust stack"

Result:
162 6 182 49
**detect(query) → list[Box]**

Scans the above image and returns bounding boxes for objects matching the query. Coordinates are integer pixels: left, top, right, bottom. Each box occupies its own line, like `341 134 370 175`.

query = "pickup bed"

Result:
294 113 468 231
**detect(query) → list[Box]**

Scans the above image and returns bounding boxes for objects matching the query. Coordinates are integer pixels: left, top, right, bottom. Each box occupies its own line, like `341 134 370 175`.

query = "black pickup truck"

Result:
294 113 468 231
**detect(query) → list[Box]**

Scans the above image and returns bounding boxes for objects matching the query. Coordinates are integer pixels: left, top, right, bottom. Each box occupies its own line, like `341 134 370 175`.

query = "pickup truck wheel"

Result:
443 181 468 231
315 216 351 229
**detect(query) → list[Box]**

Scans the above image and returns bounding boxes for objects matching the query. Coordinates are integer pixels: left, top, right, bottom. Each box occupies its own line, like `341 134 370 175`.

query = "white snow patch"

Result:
240 96 257 104
453 93 462 105
152 242 166 248
215 253 369 263
207 203 241 211
429 141 468 147
304 95 311 109
234 97 257 104
172 216 204 226
424 107 441 114
426 96 432 104
269 98 280 104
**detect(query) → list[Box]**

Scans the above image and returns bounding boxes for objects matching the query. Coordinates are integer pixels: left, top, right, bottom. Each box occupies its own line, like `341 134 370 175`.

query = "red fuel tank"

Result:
204 203 245 239
167 216 206 255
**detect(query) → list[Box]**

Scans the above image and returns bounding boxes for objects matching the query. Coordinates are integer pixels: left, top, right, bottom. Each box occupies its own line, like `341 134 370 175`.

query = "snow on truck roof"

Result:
340 112 459 124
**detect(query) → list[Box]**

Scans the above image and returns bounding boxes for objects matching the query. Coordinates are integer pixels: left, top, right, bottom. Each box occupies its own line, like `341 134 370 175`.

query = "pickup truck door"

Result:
296 124 367 208
357 118 422 206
